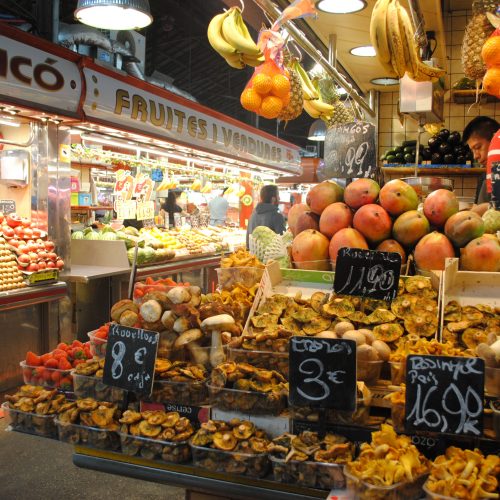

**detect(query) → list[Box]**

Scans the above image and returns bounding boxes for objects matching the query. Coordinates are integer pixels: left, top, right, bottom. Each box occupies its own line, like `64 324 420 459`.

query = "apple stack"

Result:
0 213 64 273
0 236 26 291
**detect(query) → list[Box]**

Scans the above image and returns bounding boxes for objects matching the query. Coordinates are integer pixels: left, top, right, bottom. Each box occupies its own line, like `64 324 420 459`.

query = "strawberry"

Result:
44 358 59 369
71 348 85 360
52 349 68 360
94 329 108 340
25 351 41 366
71 339 83 349
40 353 52 365
57 357 72 371
83 346 92 359
51 370 61 384
59 376 73 390
72 359 85 367
43 370 53 383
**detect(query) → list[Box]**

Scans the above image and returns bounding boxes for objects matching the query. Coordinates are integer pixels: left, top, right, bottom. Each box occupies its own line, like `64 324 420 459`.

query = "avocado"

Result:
385 154 396 163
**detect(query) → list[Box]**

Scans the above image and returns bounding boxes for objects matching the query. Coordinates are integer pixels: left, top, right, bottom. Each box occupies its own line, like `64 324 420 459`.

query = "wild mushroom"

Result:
173 329 207 366
167 286 191 305
173 316 191 334
201 314 235 368
188 286 202 307
161 310 176 331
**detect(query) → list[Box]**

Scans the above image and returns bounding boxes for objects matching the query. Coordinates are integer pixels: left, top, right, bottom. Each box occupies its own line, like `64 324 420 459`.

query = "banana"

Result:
242 53 265 67
386 0 406 78
398 3 419 78
293 61 319 100
207 11 236 58
222 8 261 57
370 0 396 75
302 99 322 119
415 60 446 82
225 52 245 69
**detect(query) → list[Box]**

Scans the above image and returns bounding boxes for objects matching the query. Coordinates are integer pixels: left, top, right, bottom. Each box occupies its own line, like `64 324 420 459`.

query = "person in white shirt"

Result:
209 187 229 226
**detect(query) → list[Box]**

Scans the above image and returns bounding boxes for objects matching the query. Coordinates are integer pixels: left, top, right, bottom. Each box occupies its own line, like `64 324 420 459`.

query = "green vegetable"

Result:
100 232 118 241
72 231 85 240
84 230 100 240
101 225 116 234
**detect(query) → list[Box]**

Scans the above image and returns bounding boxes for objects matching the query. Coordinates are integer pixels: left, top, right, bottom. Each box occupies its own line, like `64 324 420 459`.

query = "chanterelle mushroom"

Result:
201 314 235 367
173 328 207 366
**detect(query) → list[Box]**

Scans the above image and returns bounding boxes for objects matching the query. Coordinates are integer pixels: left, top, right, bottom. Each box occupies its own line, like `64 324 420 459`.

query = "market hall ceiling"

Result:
0 0 447 148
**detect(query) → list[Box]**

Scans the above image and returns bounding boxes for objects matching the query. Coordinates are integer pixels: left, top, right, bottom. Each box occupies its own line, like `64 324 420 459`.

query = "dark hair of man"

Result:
463 116 499 143
260 184 278 203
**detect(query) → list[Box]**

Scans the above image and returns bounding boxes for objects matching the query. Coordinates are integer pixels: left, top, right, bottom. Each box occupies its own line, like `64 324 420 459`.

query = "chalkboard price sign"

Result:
103 324 159 396
324 121 376 179
492 162 499 210
289 337 356 410
405 355 484 436
333 248 401 301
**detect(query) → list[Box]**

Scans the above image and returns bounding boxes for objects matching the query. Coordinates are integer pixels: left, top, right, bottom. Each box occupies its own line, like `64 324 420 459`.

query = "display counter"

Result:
0 282 67 392
73 446 325 500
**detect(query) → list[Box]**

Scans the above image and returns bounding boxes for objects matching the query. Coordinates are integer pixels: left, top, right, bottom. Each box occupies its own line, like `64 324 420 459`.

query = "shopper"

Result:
246 184 286 247
463 116 500 204
160 190 183 227
209 187 229 226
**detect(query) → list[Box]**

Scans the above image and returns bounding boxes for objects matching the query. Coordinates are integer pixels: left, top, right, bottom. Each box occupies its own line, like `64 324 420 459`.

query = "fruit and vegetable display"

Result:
370 0 445 82
72 225 236 265
0 236 26 291
208 361 288 414
424 447 500 499
190 419 271 478
290 178 500 272
0 212 64 277
218 248 264 290
22 341 93 391
119 410 194 463
381 130 473 166
269 432 354 490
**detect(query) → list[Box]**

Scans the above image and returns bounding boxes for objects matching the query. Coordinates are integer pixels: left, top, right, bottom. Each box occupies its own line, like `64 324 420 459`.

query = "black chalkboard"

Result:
333 248 401 301
405 355 484 436
289 337 356 410
103 324 159 396
324 122 376 179
492 162 499 210
0 199 16 215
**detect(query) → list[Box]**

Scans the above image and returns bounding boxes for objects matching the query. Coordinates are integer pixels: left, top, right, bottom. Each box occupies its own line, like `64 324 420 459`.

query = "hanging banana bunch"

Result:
207 6 264 69
370 0 445 82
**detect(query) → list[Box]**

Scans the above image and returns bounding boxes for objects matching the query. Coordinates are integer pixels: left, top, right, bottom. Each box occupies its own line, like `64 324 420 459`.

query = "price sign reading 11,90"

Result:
405 355 484 436
333 248 401 301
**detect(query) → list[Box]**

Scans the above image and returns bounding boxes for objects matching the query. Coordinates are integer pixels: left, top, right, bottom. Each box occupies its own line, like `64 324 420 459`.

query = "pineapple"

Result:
278 67 303 122
317 77 354 127
461 0 496 80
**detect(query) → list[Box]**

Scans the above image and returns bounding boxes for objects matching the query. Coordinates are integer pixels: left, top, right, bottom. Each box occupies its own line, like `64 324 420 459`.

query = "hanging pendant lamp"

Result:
75 0 153 30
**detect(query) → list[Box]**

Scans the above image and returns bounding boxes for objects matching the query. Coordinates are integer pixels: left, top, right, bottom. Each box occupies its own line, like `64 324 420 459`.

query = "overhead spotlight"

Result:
370 77 400 86
316 0 367 14
350 45 376 57
308 119 327 141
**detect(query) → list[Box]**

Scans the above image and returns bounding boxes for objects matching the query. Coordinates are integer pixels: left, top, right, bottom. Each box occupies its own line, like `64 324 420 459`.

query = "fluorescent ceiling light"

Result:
308 119 327 141
317 0 367 14
74 0 153 30
0 118 20 127
371 77 400 86
350 45 376 57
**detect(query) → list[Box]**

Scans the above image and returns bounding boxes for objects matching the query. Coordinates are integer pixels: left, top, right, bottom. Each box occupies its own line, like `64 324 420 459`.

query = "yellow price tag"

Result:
27 269 58 284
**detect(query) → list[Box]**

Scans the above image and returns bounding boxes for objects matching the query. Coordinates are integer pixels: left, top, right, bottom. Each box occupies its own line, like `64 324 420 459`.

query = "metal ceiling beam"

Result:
251 0 376 117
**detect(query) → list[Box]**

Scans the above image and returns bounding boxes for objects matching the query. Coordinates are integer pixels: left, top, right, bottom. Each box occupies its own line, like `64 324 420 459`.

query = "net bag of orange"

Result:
482 27 500 98
240 0 316 120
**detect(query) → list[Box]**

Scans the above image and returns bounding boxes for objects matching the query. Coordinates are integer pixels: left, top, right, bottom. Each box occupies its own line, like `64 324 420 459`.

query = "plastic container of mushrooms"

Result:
215 267 264 291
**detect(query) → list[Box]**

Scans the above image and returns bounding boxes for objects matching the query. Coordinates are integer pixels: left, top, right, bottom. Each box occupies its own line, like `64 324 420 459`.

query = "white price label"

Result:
115 199 137 220
136 201 155 221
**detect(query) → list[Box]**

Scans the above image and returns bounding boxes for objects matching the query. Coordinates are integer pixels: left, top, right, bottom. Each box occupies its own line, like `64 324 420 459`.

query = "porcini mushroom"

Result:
161 310 176 330
173 329 207 366
201 314 235 368
167 286 191 305
188 286 202 307
173 316 191 334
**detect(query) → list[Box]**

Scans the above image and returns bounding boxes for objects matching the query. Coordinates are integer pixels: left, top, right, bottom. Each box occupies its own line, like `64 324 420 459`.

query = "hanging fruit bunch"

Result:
207 6 264 68
370 0 445 82
462 0 496 81
481 26 500 98
240 0 316 121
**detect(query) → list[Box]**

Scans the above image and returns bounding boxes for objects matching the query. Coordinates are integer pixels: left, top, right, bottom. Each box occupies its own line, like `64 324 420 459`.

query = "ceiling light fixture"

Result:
350 45 376 57
308 119 327 141
316 0 367 14
370 77 400 86
74 0 153 30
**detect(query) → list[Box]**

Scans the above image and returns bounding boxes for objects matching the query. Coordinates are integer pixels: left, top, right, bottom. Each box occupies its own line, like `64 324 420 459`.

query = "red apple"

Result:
56 259 64 270
32 228 42 238
2 225 15 238
18 244 29 254
28 252 38 261
17 254 31 267
0 212 4 224
27 263 39 272
47 252 57 261
44 241 55 252
6 214 22 227
46 261 56 269
9 239 20 248
23 228 33 238
27 242 38 252
38 251 48 260
38 261 47 270
14 226 24 237
21 217 30 228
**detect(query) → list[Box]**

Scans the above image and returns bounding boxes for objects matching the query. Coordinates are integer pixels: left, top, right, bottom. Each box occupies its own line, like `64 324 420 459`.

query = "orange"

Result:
271 74 291 98
252 73 273 95
483 67 500 98
240 88 262 112
259 95 283 119
481 35 500 67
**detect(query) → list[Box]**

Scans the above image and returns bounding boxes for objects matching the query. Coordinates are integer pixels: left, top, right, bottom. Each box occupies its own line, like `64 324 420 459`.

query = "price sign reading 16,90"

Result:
333 248 402 301
405 355 484 436
289 337 356 411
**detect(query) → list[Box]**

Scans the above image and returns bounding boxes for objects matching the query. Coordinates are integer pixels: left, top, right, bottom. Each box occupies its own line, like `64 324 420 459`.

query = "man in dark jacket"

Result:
246 184 286 248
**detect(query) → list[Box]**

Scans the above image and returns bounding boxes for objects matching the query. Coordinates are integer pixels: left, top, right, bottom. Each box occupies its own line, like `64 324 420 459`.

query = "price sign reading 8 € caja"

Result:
103 324 159 396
